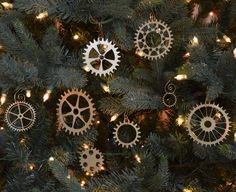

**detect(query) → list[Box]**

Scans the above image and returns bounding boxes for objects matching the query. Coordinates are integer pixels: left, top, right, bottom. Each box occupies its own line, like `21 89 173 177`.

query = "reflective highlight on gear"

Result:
187 103 231 146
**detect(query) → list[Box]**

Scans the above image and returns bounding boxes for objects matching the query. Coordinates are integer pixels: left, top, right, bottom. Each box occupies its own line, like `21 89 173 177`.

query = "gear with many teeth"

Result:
83 38 120 77
57 89 95 136
113 118 141 148
5 101 36 132
134 19 173 60
79 147 104 175
187 103 231 146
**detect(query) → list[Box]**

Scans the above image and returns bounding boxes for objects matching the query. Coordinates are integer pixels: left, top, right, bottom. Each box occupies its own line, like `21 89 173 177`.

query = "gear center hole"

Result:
73 108 79 115
117 125 138 143
204 121 212 128
146 31 162 47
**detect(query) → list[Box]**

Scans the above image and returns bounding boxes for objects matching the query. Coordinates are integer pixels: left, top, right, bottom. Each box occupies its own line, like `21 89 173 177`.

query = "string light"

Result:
73 34 79 40
216 38 221 42
28 163 35 171
20 138 26 144
191 36 199 46
36 11 48 20
83 144 89 149
223 35 231 43
233 48 236 59
66 175 71 179
96 120 101 124
209 11 214 16
186 0 192 3
0 93 7 105
136 50 144 57
49 156 55 161
174 74 188 81
85 172 90 176
135 154 141 163
26 90 31 98
183 189 192 192
234 132 236 142
43 90 52 102
110 113 119 122
100 166 105 170
183 52 190 58
176 115 185 126
1 2 13 9
83 65 90 72
101 83 110 93
0 127 4 131
0 45 3 50
80 180 86 187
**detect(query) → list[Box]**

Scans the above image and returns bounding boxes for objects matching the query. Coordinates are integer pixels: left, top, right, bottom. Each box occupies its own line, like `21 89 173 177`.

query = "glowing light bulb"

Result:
85 172 90 176
209 11 214 16
83 144 89 149
83 65 90 72
103 44 108 50
0 94 7 105
73 34 79 40
216 38 221 42
1 2 13 9
135 154 141 163
96 120 101 124
233 48 236 59
174 74 187 81
191 36 199 46
80 180 86 187
20 138 26 144
110 113 119 122
136 50 144 57
28 163 35 171
36 11 48 20
176 115 184 126
43 90 52 102
0 45 3 49
234 132 236 142
100 166 105 170
223 35 231 43
49 156 55 161
183 189 192 192
101 83 110 93
183 52 190 58
26 90 31 98
186 0 191 3
0 127 4 130
67 175 71 179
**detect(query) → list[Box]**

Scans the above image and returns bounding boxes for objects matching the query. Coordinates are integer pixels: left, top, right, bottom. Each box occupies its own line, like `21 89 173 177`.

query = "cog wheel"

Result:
5 101 36 132
57 89 95 136
79 147 104 175
83 38 121 77
134 19 173 60
113 118 141 148
187 103 231 146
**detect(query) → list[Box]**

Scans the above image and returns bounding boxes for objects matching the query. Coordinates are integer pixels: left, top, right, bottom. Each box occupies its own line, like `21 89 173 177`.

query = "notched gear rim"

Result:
187 103 231 146
79 147 104 174
5 101 36 132
57 89 96 136
113 119 141 148
134 19 173 60
83 38 121 77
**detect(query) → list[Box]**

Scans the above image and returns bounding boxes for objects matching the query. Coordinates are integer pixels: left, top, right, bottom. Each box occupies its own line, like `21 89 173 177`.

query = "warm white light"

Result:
136 50 144 57
49 156 55 161
85 172 90 176
101 83 110 93
110 113 119 122
43 90 51 102
186 0 191 3
233 48 236 59
183 52 190 58
216 38 221 42
83 65 90 72
234 132 236 142
176 115 184 126
83 144 89 149
103 44 108 50
26 90 31 98
20 138 26 144
191 36 199 46
73 34 79 40
96 120 101 124
209 11 214 16
223 35 231 43
28 164 35 171
174 74 187 81
183 189 192 192
0 127 4 130
135 154 141 163
80 180 86 187
0 93 7 105
0 45 3 49
1 2 13 9
67 175 71 179
36 11 48 20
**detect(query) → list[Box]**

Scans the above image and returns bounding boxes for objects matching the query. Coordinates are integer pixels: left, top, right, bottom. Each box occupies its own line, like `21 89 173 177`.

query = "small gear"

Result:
134 19 173 60
83 38 121 76
113 118 141 148
5 101 36 132
57 89 95 136
162 81 177 107
187 103 231 146
79 147 104 175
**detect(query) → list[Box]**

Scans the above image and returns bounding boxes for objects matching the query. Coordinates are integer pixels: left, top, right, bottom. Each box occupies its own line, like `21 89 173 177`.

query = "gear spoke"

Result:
23 116 34 121
20 118 24 128
99 60 104 72
22 108 31 115
72 116 77 128
80 106 90 112
62 111 73 117
8 111 19 116
105 58 117 66
78 115 86 125
65 99 74 109
93 45 100 55
87 57 99 64
10 117 19 126
76 95 80 107
18 103 21 114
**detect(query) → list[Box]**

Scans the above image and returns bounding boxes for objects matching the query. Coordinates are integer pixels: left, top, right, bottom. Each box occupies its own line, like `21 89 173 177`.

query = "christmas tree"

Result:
0 0 236 191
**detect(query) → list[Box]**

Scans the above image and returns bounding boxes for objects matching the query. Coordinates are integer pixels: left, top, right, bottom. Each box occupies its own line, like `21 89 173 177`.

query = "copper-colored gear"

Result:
57 89 96 135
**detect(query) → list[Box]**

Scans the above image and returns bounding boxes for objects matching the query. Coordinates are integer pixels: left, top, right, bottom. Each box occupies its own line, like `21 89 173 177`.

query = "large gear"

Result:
187 103 231 146
134 19 173 60
79 147 104 175
5 101 36 132
113 118 141 148
83 38 121 77
57 89 95 136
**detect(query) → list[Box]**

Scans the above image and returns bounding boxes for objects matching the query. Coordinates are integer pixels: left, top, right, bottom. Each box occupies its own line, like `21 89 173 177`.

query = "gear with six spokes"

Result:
5 101 36 132
113 117 141 148
57 89 96 136
134 19 173 60
83 38 121 76
187 103 231 146
79 147 104 175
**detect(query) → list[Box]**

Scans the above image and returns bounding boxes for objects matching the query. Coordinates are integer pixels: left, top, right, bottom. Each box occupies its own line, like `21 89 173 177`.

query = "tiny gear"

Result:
187 103 231 146
5 101 36 132
113 118 141 148
57 89 95 136
162 81 177 107
83 38 121 76
79 147 104 175
134 19 173 60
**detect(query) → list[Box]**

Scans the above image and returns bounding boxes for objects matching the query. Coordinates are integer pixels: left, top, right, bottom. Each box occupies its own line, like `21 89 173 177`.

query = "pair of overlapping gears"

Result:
83 20 174 77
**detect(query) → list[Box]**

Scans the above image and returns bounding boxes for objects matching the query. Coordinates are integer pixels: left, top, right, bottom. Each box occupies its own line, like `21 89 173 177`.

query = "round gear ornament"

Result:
5 91 36 132
79 147 104 175
134 19 173 60
162 81 177 107
83 38 121 77
57 89 95 136
113 117 141 148
187 103 231 146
